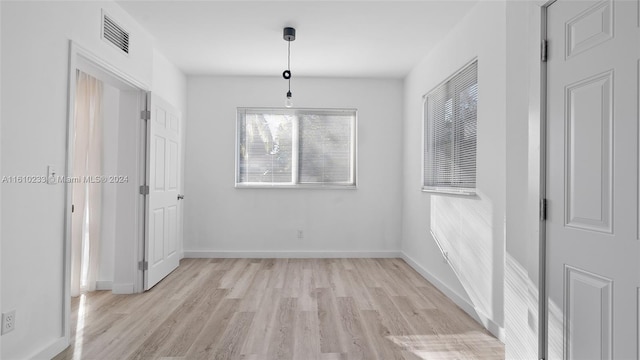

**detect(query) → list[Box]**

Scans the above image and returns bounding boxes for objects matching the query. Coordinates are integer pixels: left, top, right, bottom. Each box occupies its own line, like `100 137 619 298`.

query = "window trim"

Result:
421 58 478 196
235 107 358 189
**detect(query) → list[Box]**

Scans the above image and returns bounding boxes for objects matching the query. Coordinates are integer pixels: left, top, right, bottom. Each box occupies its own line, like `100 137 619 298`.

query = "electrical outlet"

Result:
2 310 16 335
297 230 304 239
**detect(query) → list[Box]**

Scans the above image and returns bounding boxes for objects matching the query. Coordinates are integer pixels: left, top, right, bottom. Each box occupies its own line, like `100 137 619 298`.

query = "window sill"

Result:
422 187 476 196
235 184 357 190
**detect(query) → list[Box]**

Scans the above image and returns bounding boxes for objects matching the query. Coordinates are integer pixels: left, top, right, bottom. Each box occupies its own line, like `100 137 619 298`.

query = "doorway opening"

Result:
63 41 149 345
69 65 146 296
70 70 103 297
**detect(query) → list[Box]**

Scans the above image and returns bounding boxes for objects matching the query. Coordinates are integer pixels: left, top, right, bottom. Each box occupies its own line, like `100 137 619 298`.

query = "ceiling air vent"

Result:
101 11 129 55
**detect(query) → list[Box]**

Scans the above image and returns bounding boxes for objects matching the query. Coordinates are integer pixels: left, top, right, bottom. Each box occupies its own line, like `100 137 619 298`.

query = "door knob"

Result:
177 194 185 200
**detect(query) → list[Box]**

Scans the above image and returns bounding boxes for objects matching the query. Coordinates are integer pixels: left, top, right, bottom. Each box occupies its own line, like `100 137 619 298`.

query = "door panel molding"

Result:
637 287 640 360
564 265 613 360
151 208 165 266
565 70 613 234
565 0 614 59
168 140 179 191
168 205 178 256
154 137 166 191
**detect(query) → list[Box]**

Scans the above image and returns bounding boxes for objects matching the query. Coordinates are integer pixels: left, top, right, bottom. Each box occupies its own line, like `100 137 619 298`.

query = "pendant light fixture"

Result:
283 27 296 108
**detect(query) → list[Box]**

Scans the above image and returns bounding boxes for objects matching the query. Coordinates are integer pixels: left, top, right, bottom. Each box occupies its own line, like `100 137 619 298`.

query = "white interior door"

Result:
144 93 181 290
546 0 639 358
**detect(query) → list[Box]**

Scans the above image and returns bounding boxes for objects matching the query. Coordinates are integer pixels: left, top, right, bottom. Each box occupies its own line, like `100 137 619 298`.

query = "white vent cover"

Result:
101 11 129 55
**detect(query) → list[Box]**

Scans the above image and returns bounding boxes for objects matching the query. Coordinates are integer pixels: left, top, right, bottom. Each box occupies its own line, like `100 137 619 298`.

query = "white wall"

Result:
152 49 187 115
0 1 185 358
112 89 144 294
185 76 403 256
98 83 121 286
401 1 507 338
100 85 147 293
504 1 545 357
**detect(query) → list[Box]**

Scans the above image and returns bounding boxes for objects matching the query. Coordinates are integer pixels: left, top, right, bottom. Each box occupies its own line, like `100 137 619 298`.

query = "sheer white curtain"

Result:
71 71 103 297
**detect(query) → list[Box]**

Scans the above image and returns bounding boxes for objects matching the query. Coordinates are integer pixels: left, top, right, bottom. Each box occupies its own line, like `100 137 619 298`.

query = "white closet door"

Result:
145 93 181 290
546 0 640 358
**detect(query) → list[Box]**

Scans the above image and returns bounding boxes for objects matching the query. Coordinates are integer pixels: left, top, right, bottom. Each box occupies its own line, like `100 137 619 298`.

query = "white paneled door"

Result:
144 94 181 290
547 0 639 358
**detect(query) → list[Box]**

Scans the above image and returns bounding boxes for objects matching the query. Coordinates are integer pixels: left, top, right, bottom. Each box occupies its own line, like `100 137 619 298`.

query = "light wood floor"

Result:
54 258 504 360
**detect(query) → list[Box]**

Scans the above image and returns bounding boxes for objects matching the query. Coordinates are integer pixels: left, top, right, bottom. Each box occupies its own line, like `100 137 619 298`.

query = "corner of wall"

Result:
401 252 505 342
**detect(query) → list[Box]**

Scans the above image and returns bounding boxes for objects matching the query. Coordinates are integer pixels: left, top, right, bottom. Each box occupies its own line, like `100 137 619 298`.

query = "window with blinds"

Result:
237 108 356 188
423 60 478 194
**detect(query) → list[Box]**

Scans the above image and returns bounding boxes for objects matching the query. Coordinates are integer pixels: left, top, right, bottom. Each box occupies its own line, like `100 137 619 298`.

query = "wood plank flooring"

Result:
53 258 504 359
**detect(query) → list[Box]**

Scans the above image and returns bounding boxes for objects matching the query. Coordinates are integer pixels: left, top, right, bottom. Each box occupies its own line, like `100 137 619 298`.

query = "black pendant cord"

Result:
282 27 295 101
287 40 291 93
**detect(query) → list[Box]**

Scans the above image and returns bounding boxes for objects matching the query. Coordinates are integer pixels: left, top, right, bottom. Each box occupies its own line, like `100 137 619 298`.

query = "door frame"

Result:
538 1 559 359
540 3 552 359
523 1 554 359
63 40 149 345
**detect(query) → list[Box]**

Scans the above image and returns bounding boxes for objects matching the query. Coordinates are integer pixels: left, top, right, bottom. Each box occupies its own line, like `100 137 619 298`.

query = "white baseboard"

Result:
183 250 401 259
400 252 505 342
30 336 68 360
112 283 134 294
400 253 476 317
476 308 505 342
96 280 112 291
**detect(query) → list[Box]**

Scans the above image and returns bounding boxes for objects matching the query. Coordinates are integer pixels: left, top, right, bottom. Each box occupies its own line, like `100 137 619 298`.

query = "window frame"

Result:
235 107 358 189
422 58 478 196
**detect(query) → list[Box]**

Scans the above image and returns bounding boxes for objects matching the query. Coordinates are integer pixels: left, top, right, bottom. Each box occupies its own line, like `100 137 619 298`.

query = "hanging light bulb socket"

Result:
283 27 296 108
285 91 293 108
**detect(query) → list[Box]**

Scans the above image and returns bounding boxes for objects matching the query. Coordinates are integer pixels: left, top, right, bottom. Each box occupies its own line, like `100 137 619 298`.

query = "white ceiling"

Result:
117 1 478 78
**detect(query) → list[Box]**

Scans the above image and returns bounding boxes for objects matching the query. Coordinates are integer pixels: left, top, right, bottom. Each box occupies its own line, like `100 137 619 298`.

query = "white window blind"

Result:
237 108 356 188
238 111 294 184
423 60 478 194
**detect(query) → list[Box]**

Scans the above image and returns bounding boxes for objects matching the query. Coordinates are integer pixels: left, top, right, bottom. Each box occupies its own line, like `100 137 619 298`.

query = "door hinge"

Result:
541 40 548 62
139 185 149 195
540 198 548 221
141 110 151 120
138 260 148 271
71 204 74 213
